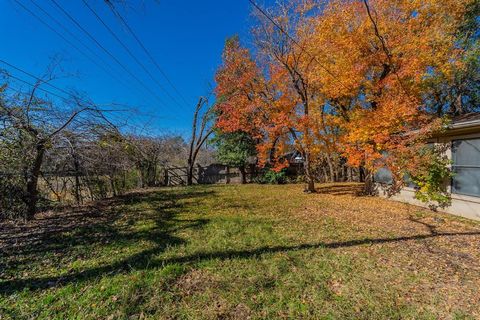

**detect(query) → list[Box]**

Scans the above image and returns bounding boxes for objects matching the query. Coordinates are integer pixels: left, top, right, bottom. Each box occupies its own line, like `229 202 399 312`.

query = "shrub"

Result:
0 174 27 220
409 147 452 209
257 169 287 184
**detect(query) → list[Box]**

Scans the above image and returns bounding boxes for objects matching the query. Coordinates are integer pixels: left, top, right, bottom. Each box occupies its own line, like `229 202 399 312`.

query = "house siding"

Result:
377 128 480 221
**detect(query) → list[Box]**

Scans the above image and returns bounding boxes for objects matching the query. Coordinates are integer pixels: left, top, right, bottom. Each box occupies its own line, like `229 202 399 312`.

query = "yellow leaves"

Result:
304 0 471 170
216 0 472 173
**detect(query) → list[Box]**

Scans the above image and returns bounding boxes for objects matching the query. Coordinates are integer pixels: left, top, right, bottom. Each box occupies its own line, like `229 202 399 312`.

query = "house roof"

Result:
434 112 480 137
452 112 480 125
282 150 304 163
450 113 480 129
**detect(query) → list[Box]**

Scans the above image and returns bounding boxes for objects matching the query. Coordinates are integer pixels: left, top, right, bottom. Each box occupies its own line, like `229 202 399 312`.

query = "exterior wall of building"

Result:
385 188 480 220
378 129 480 221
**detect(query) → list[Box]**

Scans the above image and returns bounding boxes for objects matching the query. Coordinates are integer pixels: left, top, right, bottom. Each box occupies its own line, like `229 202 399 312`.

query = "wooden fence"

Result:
164 164 259 186
164 163 363 187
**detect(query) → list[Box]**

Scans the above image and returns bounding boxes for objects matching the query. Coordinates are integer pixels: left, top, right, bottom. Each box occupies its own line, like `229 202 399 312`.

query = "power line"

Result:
13 0 160 110
49 0 170 111
12 0 114 81
29 0 112 71
0 59 73 97
5 79 132 134
28 0 125 83
5 74 132 126
81 0 187 112
5 73 72 101
1 62 174 134
105 1 192 108
247 0 348 91
1 60 128 114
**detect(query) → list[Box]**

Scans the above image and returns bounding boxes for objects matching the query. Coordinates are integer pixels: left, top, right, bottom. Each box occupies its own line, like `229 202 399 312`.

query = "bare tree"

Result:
187 97 214 186
0 75 114 219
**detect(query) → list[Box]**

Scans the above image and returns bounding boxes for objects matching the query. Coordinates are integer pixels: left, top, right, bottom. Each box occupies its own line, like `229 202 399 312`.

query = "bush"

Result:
0 174 27 220
410 149 452 209
257 169 287 184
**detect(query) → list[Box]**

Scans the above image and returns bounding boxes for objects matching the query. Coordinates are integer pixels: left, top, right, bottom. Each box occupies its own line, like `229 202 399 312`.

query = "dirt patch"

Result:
174 270 252 319
175 269 220 296
0 189 165 254
227 303 252 320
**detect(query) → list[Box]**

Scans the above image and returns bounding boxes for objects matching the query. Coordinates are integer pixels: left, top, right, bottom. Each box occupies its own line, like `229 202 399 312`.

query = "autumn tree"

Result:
296 0 474 198
214 0 476 203
251 2 327 192
423 0 480 116
215 32 337 192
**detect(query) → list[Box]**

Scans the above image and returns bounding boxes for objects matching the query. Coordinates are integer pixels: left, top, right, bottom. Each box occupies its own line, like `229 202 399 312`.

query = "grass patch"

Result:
1 184 480 319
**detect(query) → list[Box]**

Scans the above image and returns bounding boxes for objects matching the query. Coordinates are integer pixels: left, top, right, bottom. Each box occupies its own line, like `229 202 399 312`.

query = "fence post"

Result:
164 169 169 186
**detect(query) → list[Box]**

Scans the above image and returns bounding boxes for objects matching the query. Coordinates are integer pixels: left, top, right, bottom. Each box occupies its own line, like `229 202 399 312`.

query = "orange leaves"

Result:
214 37 264 135
215 0 472 178
305 0 471 172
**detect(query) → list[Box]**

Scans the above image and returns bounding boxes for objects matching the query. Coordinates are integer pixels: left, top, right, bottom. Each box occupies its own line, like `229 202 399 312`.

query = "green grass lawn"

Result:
1 184 480 319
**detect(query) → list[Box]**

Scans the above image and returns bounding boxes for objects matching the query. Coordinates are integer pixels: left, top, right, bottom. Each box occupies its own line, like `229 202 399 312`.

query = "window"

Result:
374 167 393 184
451 138 480 197
403 173 417 189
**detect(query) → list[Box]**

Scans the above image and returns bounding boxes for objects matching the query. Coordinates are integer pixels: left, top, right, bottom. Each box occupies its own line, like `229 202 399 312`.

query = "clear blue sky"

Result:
0 0 268 136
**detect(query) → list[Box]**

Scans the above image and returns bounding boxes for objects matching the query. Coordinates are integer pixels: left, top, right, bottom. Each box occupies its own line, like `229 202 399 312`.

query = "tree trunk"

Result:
25 142 46 220
187 161 194 186
303 151 316 193
73 155 82 205
152 164 157 187
362 170 375 195
326 155 335 183
250 164 256 182
359 167 365 182
239 166 247 184
347 166 353 182
164 169 169 186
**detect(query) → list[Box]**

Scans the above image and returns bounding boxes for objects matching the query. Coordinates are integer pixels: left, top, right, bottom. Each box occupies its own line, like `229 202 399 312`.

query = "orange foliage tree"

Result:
307 0 471 196
215 0 474 201
215 12 341 192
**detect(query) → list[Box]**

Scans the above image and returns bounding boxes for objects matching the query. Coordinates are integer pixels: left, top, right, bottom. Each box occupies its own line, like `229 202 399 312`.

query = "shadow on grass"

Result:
2 184 479 296
0 189 214 254
316 183 365 196
0 188 215 294
2 228 479 294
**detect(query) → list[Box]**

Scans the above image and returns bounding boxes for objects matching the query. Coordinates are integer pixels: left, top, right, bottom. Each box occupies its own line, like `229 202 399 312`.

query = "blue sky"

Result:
0 0 267 136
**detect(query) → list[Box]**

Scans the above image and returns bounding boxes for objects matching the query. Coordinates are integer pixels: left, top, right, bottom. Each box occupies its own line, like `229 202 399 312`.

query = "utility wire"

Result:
5 73 132 135
81 0 187 112
29 0 120 79
11 0 120 86
248 0 349 91
6 73 73 101
49 0 169 111
0 59 73 97
1 59 128 115
5 79 127 134
105 1 192 107
13 0 158 109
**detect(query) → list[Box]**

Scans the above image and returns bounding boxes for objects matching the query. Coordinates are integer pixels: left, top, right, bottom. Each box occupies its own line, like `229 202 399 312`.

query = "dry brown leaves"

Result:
293 183 480 317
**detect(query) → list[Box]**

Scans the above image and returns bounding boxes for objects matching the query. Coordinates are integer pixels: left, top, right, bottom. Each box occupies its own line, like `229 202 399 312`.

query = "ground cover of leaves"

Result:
1 183 479 319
